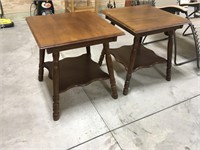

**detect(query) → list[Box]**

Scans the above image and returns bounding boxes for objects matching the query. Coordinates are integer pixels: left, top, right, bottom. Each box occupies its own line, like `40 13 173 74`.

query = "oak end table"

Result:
26 12 124 121
101 5 190 95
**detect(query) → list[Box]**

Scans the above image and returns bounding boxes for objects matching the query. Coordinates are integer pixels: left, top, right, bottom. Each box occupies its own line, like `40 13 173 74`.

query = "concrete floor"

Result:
0 10 200 150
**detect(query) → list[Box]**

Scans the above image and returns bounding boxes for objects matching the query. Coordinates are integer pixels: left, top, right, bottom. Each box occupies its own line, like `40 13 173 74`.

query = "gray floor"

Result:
0 12 200 150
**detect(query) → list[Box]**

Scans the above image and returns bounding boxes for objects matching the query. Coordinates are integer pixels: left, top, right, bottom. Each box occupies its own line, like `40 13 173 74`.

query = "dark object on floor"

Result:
0 18 14 28
0 0 14 28
33 0 54 15
107 0 116 8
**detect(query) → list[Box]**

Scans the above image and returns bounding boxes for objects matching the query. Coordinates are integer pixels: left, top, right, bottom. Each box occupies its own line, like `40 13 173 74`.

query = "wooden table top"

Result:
26 12 124 49
103 5 190 35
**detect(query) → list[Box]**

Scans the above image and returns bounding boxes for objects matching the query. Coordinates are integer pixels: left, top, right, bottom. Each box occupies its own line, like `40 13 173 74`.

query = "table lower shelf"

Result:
110 45 167 71
44 54 109 93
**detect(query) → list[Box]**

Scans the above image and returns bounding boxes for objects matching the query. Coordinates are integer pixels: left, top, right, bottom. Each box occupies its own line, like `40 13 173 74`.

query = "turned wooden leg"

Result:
166 30 173 81
38 49 45 81
123 36 141 95
104 43 118 99
98 46 106 66
52 52 60 121
86 46 91 57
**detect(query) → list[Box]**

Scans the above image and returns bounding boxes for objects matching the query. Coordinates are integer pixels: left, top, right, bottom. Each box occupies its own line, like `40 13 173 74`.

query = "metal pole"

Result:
0 0 4 18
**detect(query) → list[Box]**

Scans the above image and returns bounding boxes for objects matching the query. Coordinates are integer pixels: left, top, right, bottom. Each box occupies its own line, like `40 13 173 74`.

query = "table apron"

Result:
45 37 118 54
105 16 183 37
